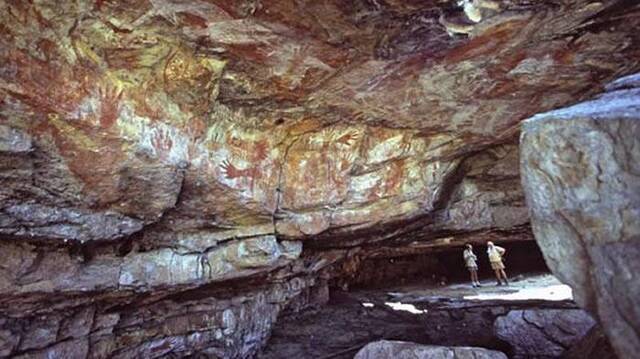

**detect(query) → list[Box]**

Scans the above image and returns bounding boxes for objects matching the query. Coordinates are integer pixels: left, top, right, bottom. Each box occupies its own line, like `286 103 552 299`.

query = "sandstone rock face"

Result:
2 0 639 247
1 0 640 357
354 340 507 359
495 309 596 358
521 73 640 359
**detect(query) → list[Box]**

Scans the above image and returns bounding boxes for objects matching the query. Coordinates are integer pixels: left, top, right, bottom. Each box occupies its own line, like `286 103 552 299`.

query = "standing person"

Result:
487 241 508 285
463 244 481 287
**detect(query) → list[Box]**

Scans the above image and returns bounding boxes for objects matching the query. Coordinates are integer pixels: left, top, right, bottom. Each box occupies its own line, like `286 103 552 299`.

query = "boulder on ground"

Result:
521 73 640 359
495 309 595 358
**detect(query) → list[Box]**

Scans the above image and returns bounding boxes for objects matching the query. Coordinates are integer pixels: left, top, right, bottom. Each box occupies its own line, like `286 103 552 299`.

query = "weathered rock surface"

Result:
3 277 326 359
495 309 596 358
563 325 618 359
521 73 640 359
2 0 639 247
263 275 596 358
354 340 507 359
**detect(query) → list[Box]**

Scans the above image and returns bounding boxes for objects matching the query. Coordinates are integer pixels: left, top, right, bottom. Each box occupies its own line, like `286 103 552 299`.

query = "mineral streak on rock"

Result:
521 75 640 359
1 0 639 244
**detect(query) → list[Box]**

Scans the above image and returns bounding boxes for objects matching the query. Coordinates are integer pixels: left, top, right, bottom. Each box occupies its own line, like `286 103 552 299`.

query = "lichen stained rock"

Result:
521 73 640 359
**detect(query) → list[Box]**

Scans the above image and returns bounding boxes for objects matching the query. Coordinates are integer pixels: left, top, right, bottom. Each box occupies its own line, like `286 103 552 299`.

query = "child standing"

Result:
463 244 481 287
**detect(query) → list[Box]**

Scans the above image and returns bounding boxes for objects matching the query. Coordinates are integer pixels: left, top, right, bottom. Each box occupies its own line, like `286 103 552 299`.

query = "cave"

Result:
334 240 550 290
261 241 582 359
1 1 639 359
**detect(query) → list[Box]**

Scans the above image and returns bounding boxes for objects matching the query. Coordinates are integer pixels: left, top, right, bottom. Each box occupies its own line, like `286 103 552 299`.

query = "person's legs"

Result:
500 269 509 284
468 268 475 286
471 270 480 286
493 269 502 285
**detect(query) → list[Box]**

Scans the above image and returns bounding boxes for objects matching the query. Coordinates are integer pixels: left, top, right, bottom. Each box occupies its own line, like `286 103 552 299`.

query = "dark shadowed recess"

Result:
334 240 549 290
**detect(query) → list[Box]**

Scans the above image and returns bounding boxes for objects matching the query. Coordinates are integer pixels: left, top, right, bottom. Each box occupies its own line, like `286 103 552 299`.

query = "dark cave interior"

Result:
333 240 549 291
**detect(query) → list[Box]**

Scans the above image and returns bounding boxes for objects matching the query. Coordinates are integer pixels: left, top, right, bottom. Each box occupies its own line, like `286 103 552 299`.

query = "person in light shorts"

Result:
463 243 481 287
487 241 509 286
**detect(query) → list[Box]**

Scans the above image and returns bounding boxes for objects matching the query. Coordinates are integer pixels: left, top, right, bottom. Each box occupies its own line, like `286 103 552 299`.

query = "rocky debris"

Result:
354 340 507 359
262 275 594 358
495 309 596 358
422 302 586 354
521 73 640 359
260 291 428 359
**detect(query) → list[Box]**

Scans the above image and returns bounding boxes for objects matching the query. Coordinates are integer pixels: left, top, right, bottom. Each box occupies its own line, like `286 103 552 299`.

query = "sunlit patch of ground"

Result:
383 301 428 314
263 273 577 358
380 273 573 304
463 283 572 301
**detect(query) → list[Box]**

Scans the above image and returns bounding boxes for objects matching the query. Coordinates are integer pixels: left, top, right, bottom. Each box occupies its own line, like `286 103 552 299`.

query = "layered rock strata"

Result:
262 287 598 358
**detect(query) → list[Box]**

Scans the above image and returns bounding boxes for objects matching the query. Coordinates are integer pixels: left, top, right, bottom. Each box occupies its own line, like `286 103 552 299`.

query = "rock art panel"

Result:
1 0 638 244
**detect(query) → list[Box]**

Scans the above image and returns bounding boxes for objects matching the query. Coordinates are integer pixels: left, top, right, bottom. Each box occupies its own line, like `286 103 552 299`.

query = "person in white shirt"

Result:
487 241 509 286
463 244 481 287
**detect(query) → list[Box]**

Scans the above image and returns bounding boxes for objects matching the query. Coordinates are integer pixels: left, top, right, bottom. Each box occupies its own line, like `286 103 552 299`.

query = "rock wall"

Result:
1 257 328 358
521 73 640 359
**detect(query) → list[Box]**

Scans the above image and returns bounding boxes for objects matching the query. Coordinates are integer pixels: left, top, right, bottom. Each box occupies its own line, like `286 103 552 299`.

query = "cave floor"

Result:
258 273 575 359
368 272 573 305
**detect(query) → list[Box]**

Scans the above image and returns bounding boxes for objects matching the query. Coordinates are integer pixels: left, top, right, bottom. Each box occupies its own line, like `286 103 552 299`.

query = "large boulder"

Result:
354 340 507 359
495 309 596 358
521 73 640 359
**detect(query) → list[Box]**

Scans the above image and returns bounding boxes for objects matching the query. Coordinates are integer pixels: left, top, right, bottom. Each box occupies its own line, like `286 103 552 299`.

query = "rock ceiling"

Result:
2 0 638 246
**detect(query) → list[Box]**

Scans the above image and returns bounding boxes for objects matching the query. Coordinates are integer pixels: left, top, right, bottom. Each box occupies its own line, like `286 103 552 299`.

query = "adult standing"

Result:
487 241 508 285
